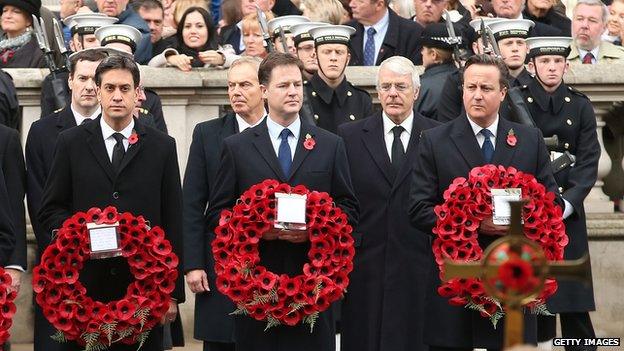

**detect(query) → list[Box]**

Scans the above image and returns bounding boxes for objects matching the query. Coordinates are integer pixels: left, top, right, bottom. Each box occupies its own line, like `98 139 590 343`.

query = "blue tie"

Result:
364 27 377 66
481 129 494 163
278 128 293 176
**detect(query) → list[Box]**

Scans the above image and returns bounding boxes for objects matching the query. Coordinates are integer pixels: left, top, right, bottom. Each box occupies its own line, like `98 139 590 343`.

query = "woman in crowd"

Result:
0 0 44 68
149 6 235 70
239 11 273 59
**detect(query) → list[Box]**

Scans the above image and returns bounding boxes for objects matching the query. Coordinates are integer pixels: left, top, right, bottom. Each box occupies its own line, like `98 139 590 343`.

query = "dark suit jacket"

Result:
338 112 439 351
26 107 77 253
183 113 238 343
0 125 20 265
219 24 243 54
523 8 571 36
37 117 184 350
408 115 560 349
0 70 19 130
206 118 358 351
347 9 424 66
0 124 25 267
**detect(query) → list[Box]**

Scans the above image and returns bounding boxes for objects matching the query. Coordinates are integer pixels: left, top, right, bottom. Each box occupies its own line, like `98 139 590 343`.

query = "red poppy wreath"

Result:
433 165 568 327
0 268 17 346
212 179 355 331
33 207 178 350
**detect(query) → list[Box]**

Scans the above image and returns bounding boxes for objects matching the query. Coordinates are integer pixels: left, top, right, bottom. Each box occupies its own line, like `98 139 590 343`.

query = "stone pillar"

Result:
585 114 614 213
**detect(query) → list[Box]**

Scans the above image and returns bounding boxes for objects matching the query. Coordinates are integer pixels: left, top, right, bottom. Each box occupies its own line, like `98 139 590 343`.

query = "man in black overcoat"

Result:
519 36 600 349
409 54 561 351
338 56 439 351
183 56 265 351
347 0 423 65
27 49 110 351
206 52 359 351
0 124 22 269
37 55 184 351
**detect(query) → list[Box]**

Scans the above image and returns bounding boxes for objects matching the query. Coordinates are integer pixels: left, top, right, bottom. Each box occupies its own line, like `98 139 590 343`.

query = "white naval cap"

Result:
64 13 117 36
486 18 535 40
309 25 355 46
526 36 573 58
94 24 142 54
469 17 504 34
290 22 329 45
267 15 310 37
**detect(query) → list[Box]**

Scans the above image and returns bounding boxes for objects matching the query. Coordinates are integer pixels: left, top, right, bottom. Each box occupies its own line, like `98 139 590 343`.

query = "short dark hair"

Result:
95 55 141 87
461 54 509 90
69 50 109 77
133 0 164 13
258 52 304 85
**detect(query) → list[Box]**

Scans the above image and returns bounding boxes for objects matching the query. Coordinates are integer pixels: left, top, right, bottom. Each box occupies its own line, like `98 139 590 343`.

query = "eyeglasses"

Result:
378 83 412 92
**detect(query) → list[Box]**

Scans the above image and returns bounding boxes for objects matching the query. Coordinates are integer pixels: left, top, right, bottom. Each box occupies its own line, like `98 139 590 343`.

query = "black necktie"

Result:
111 133 126 172
391 126 406 171
81 118 92 125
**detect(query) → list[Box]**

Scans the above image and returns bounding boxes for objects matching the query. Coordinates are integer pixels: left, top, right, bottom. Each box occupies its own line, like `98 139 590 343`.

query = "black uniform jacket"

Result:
304 73 373 133
517 80 600 312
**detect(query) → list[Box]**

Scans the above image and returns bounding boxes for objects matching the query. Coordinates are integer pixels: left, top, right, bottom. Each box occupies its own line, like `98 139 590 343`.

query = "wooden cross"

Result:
443 201 591 349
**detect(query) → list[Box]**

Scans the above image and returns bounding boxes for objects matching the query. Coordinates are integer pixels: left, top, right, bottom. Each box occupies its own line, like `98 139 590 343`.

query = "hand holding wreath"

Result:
433 165 568 326
212 179 355 331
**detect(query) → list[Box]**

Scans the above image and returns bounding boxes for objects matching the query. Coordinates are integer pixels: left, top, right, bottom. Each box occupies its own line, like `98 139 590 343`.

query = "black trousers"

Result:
538 313 597 351
204 341 235 351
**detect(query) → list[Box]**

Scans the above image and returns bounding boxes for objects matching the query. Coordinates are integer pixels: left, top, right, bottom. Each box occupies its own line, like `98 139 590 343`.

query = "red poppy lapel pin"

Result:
506 129 517 147
304 133 316 150
128 132 139 145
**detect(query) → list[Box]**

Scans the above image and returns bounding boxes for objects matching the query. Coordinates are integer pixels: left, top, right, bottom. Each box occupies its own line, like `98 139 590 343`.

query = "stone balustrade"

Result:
5 65 624 342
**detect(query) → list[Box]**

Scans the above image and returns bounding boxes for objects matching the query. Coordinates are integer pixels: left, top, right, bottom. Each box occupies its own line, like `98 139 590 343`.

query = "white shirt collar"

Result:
382 111 414 136
364 9 390 34
236 113 265 132
71 104 101 126
100 117 135 141
467 114 499 138
578 47 600 62
266 115 301 141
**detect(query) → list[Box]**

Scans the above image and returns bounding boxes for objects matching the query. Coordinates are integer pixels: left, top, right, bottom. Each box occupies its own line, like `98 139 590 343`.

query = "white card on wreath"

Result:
87 222 122 258
275 192 307 229
491 188 522 225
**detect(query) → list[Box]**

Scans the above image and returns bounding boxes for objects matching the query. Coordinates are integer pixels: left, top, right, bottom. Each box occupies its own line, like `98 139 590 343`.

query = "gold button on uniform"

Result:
347 91 352 97
527 97 533 103
314 114 319 120
565 97 571 102
349 114 355 120
312 91 317 97
566 119 573 125
564 142 570 149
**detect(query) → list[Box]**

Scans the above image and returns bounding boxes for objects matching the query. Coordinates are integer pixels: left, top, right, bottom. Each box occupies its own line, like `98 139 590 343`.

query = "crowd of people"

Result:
0 0 614 350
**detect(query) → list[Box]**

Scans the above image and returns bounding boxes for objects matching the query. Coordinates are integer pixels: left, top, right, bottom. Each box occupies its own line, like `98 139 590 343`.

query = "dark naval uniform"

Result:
517 78 600 343
416 62 458 120
40 70 71 118
304 74 372 134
